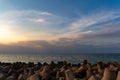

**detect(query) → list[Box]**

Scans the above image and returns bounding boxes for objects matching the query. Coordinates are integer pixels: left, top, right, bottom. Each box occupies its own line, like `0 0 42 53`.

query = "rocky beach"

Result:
0 60 120 80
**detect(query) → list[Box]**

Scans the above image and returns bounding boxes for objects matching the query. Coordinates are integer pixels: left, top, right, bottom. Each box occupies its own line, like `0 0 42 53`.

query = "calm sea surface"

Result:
0 54 120 64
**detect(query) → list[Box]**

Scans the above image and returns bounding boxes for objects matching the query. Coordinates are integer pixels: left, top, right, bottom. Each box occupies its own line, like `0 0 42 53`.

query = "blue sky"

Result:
0 0 120 53
1 0 120 17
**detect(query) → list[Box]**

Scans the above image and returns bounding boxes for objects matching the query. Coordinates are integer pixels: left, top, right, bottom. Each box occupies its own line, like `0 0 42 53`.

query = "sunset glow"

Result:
0 26 27 44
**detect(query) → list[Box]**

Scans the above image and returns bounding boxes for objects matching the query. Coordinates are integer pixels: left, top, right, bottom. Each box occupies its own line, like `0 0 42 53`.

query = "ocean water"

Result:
0 54 120 64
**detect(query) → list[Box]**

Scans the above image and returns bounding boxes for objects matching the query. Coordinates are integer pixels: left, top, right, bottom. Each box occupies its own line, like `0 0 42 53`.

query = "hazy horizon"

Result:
0 0 120 54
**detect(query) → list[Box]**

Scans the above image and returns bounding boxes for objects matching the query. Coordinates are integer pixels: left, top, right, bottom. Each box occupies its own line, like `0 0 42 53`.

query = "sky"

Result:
0 0 120 53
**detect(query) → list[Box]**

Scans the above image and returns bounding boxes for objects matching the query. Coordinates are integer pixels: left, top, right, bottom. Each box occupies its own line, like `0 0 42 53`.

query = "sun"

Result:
0 26 28 44
0 28 11 39
0 27 12 43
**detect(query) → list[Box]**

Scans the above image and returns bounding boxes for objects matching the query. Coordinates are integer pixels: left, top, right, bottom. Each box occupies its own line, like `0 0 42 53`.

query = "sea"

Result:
0 53 120 64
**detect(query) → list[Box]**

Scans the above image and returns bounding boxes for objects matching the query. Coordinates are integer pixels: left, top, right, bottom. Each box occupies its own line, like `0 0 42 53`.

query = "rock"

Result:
116 71 120 80
65 69 74 80
101 68 117 80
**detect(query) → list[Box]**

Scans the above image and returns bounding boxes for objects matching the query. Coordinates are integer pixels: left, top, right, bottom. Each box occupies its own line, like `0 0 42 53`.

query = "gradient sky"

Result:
0 0 120 53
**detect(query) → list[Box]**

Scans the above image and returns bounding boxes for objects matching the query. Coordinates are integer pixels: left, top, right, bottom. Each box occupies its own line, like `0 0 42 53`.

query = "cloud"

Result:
68 10 120 33
0 10 69 41
40 12 52 16
0 38 120 54
0 9 120 53
34 19 46 23
0 10 68 30
72 22 120 46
